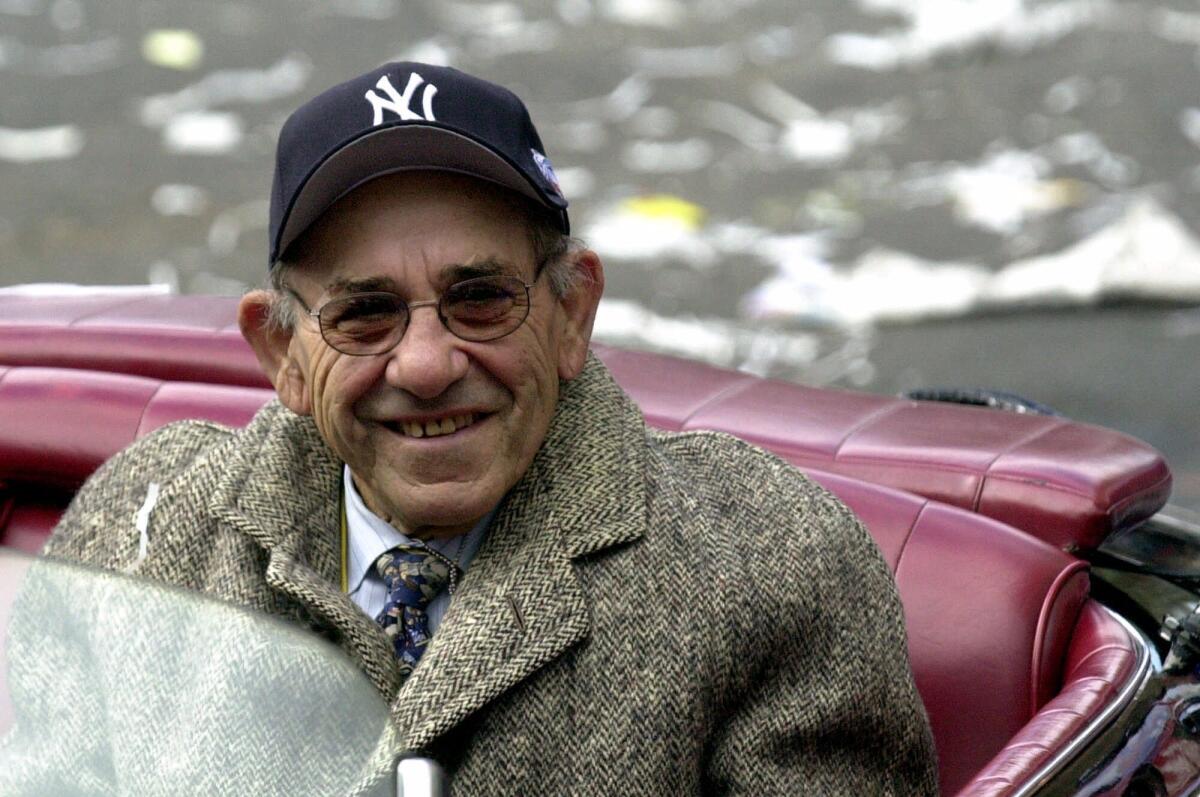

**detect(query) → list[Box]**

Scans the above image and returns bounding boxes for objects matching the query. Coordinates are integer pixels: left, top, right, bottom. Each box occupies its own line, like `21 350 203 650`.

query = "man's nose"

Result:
382 303 470 399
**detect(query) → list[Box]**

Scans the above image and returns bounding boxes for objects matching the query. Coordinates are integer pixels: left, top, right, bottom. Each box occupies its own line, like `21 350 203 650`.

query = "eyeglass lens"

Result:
317 275 531 354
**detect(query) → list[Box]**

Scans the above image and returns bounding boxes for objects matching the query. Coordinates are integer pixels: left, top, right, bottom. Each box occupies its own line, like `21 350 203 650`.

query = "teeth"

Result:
396 413 476 438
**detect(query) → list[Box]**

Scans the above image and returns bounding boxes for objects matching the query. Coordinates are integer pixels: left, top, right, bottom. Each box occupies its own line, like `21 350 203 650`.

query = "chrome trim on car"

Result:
1008 606 1154 797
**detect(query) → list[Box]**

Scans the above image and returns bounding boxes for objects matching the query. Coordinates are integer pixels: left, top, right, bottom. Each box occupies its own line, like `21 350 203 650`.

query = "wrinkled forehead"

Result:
276 172 544 297
314 259 525 298
279 171 539 282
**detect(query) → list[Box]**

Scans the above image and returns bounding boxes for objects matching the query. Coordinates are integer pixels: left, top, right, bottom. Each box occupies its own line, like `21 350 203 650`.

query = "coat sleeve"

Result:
698 444 939 795
41 419 231 568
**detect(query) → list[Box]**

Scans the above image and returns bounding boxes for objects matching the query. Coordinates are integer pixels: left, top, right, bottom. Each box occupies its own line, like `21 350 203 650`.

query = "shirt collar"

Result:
342 465 491 594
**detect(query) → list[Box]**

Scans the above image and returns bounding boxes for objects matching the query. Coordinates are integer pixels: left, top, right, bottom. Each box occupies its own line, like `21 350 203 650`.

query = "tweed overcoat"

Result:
11 355 938 795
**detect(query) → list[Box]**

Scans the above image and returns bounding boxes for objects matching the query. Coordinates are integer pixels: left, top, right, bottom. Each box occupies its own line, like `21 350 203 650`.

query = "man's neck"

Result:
349 472 479 541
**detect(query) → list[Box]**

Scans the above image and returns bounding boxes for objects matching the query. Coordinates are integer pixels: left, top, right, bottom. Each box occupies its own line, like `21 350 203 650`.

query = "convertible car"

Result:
0 289 1197 796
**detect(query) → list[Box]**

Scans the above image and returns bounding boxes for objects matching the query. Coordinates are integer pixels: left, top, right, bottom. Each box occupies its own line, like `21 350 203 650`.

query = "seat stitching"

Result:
679 375 760 428
134 381 168 438
891 498 929 579
831 401 911 462
974 417 1067 511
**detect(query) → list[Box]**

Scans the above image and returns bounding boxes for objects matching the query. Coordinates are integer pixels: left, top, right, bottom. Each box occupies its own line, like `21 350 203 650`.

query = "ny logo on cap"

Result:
365 72 438 125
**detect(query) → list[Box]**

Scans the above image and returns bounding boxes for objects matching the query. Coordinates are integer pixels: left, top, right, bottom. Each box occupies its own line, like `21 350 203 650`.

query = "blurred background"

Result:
1 0 1198 511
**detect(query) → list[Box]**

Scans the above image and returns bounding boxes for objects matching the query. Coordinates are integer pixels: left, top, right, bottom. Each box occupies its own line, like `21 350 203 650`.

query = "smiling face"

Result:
241 172 603 539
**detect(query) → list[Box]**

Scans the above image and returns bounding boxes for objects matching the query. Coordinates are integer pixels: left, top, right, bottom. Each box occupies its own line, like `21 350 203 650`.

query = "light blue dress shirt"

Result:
342 466 489 633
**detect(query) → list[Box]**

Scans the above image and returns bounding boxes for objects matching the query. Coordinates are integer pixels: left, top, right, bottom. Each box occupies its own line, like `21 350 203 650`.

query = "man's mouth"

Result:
386 412 480 439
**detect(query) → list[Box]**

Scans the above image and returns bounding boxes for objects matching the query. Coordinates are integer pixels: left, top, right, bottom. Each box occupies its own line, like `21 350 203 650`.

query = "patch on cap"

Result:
531 149 562 197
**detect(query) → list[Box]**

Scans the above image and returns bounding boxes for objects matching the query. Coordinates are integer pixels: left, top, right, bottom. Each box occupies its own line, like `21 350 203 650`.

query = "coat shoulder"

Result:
644 427 874 564
42 417 238 564
638 425 902 653
639 429 938 794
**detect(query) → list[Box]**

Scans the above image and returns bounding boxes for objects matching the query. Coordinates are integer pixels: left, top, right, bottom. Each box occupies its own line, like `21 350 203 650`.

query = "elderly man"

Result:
28 62 937 793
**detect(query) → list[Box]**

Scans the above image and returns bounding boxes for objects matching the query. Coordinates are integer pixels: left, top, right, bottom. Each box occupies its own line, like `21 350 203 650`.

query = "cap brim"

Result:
275 123 569 262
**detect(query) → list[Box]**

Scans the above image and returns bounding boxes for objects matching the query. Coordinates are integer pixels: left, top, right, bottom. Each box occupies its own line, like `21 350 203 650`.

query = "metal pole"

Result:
395 755 449 797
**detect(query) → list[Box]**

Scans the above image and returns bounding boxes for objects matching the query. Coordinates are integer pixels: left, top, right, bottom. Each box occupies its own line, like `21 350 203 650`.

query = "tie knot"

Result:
373 545 454 608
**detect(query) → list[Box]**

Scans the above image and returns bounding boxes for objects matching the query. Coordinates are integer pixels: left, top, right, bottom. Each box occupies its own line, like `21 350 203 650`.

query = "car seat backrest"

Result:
0 294 1173 551
0 365 1141 796
808 469 1098 794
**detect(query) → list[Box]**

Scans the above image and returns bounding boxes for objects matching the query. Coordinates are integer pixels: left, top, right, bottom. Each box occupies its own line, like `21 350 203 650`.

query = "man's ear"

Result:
237 290 312 415
557 249 605 381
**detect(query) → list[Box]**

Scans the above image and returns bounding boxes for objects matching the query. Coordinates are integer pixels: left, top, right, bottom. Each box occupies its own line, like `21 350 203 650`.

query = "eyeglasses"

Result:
289 275 536 356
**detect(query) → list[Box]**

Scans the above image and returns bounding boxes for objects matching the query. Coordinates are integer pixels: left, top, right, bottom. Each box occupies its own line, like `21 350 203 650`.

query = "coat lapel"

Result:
390 355 647 748
205 355 647 749
389 499 590 749
207 401 403 698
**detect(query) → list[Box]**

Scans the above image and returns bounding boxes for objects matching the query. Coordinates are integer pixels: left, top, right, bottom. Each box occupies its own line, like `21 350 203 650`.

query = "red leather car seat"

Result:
0 365 1142 795
808 470 1120 794
0 294 1172 553
0 293 263 388
0 366 271 551
595 345 1170 553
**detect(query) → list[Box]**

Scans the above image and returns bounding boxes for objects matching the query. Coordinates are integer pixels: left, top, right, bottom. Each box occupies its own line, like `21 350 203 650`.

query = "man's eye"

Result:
445 279 520 324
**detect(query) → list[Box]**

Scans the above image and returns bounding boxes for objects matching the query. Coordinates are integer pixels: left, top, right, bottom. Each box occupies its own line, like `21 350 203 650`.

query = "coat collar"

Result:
391 354 647 748
207 353 647 747
207 396 405 698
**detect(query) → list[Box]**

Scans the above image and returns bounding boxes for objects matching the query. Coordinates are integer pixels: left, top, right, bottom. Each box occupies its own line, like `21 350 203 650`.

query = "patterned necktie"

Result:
374 545 455 677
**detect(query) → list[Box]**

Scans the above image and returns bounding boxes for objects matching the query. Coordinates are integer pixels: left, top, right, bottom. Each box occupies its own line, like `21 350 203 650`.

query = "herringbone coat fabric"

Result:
16 354 938 795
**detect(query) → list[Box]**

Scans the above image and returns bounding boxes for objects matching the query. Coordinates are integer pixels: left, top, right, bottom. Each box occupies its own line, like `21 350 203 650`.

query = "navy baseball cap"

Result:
268 61 570 265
